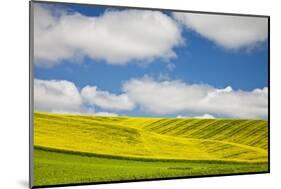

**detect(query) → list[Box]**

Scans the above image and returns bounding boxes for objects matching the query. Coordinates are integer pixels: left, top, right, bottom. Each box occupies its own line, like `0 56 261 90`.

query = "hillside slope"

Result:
34 112 268 162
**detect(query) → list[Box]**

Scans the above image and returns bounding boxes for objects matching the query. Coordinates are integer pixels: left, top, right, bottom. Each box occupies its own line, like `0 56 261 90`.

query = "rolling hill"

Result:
33 112 268 186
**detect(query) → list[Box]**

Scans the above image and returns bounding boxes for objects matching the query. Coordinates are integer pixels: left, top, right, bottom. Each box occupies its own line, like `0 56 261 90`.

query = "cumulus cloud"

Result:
94 112 119 117
34 4 183 66
34 78 268 119
176 115 187 118
81 86 135 111
194 114 215 119
177 114 215 119
34 79 134 114
34 79 83 113
123 77 268 119
173 12 268 49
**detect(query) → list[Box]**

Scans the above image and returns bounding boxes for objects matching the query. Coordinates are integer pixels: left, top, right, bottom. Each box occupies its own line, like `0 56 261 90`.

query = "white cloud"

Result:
177 114 215 119
194 114 215 119
34 79 82 112
34 79 131 114
34 4 183 66
94 112 119 117
34 78 268 119
81 86 135 111
176 115 186 118
123 77 268 119
173 12 268 49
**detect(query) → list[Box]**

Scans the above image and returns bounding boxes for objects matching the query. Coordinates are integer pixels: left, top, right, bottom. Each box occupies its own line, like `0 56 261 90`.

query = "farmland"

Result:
33 112 268 187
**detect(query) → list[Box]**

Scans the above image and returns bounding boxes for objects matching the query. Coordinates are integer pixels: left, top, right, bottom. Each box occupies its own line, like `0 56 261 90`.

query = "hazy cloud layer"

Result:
123 77 268 119
173 12 268 49
34 4 183 66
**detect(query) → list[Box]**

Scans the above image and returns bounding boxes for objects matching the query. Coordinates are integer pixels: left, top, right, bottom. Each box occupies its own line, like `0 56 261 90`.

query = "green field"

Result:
33 112 268 186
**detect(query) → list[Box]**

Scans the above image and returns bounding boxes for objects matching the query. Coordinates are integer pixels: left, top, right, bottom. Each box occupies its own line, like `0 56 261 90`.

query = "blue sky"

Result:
33 2 268 119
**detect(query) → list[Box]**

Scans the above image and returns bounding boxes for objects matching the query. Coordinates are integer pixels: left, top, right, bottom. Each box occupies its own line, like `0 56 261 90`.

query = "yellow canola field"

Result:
34 112 268 163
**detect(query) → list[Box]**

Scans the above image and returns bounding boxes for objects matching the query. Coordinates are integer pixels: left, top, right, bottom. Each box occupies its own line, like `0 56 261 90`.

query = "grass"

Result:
33 112 268 186
34 148 268 186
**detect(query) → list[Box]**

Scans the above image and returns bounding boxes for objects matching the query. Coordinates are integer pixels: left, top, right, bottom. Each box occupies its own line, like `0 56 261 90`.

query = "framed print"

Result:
29 0 270 188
